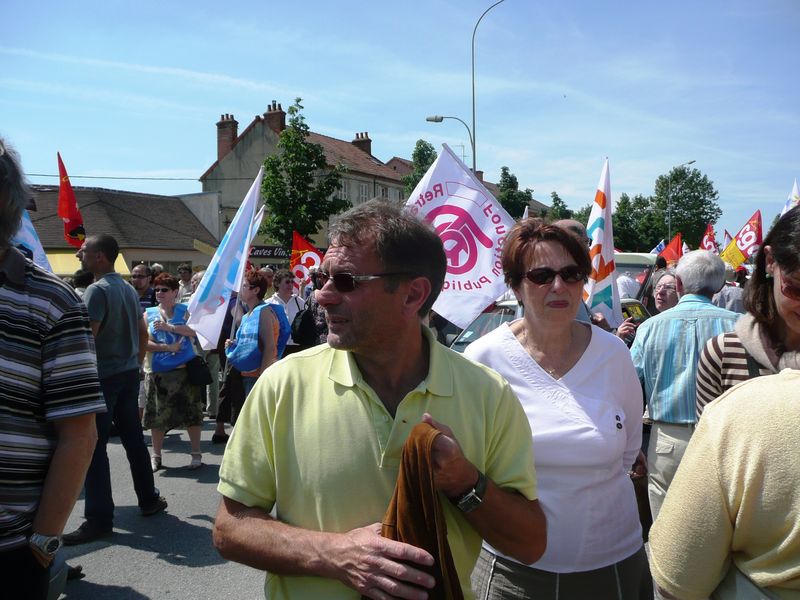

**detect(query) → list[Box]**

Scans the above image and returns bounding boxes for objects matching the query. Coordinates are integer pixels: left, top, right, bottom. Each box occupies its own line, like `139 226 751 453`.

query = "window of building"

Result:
359 183 369 203
338 180 349 201
380 185 388 199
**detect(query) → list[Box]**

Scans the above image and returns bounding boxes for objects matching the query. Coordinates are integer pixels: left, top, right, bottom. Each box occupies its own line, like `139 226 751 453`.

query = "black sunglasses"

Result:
317 270 414 293
525 265 586 285
154 287 172 293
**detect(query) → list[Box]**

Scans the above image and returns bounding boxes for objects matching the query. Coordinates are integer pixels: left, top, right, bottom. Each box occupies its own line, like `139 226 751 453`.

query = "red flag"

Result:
719 210 762 268
57 153 85 248
700 224 718 254
659 233 683 264
290 231 324 294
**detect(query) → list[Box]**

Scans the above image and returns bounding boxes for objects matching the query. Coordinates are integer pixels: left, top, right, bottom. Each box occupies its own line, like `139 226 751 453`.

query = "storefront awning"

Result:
46 252 130 277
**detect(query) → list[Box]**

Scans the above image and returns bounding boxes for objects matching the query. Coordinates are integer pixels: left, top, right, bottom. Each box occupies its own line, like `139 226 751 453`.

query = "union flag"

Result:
290 231 323 294
57 153 85 248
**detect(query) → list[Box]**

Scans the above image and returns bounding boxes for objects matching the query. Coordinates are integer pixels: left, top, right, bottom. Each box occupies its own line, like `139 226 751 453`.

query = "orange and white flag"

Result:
700 224 718 254
583 158 623 328
290 231 324 294
720 210 762 268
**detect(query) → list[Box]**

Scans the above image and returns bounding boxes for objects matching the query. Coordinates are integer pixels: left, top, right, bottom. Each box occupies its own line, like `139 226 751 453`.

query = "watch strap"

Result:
454 470 488 513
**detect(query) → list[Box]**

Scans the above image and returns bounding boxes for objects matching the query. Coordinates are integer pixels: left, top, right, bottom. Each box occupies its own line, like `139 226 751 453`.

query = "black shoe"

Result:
140 495 168 517
211 433 229 444
62 522 113 546
67 564 85 581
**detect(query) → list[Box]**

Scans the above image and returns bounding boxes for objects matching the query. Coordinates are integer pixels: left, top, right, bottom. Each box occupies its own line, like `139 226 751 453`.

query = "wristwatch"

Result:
453 470 488 514
29 533 62 556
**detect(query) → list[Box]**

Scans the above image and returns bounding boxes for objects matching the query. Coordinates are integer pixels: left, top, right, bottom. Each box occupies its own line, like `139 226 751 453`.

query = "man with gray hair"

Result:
0 138 105 597
630 250 739 520
712 262 745 313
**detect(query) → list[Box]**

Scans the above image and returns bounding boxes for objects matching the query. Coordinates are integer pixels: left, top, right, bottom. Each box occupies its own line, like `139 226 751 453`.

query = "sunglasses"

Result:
317 270 413 293
525 265 586 285
154 287 173 293
130 274 149 279
778 270 800 301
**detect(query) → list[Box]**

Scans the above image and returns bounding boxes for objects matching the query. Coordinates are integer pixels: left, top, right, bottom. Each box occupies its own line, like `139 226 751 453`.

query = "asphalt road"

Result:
60 419 265 599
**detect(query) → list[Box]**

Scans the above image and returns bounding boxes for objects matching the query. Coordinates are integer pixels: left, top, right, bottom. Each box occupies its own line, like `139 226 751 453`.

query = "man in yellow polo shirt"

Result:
214 200 546 599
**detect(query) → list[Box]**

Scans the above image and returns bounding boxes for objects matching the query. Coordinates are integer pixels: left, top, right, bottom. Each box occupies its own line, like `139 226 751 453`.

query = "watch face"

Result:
44 538 60 553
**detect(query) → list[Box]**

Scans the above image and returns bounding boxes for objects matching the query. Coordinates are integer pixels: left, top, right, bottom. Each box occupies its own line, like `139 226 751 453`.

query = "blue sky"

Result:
3 0 798 244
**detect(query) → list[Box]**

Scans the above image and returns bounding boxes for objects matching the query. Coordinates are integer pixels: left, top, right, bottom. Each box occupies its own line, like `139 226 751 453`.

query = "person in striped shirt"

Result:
0 137 106 599
696 206 800 418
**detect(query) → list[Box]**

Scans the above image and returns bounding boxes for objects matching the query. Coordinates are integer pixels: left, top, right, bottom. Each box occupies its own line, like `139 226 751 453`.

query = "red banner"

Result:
57 153 85 248
659 233 683 264
719 210 762 268
700 224 718 254
290 231 324 294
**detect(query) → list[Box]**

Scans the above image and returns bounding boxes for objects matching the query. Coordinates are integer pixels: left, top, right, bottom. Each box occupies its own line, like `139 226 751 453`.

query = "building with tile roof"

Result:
29 185 219 276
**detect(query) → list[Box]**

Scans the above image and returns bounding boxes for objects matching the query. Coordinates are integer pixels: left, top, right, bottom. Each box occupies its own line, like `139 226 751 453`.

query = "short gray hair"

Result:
0 138 32 249
675 250 725 297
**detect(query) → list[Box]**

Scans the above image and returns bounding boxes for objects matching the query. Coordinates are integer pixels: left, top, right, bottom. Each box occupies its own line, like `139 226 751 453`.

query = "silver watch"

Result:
29 533 62 556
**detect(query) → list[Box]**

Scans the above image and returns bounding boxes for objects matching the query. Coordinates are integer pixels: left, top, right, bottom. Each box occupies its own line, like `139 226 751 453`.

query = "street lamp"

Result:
426 115 475 170
667 159 696 239
472 0 505 174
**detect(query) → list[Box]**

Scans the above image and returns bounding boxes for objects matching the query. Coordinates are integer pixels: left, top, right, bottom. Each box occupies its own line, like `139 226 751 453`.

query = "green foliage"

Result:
402 140 438 195
548 191 573 221
571 203 592 228
260 98 348 248
496 166 534 219
653 166 722 246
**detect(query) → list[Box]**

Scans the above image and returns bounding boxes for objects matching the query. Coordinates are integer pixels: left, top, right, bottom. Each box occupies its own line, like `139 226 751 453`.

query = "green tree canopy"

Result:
653 166 722 246
548 191 573 221
260 98 347 248
402 140 438 195
496 166 534 219
571 203 592 228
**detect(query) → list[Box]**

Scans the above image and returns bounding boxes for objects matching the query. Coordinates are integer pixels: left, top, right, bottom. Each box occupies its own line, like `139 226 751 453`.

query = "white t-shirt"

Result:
268 293 304 345
465 321 643 572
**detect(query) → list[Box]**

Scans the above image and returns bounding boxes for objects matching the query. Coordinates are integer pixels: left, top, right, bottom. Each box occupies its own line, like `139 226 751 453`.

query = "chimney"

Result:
474 170 484 182
216 113 238 161
351 131 372 155
264 100 286 134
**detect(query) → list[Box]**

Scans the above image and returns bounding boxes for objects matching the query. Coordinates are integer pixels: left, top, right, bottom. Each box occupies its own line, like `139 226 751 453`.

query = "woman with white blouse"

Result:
466 220 651 599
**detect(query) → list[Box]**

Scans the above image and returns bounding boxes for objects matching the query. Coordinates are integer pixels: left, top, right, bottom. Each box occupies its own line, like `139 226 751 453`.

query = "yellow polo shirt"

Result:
218 327 537 599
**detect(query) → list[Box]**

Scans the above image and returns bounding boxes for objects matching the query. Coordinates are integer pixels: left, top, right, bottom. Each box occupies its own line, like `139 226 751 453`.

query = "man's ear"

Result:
402 276 432 317
675 275 684 297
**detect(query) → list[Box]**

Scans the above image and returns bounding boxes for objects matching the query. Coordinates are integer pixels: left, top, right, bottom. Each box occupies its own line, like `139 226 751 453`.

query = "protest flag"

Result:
782 179 800 217
719 210 762 268
700 224 718 254
582 158 623 328
290 231 324 294
404 143 513 328
650 239 665 255
521 205 529 221
682 241 691 255
723 229 733 249
57 153 85 248
187 167 263 350
10 211 52 271
659 233 683 264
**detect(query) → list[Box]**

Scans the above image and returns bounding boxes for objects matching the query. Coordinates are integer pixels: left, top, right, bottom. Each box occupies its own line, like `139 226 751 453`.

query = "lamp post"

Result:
472 0 505 174
667 159 696 239
425 115 475 169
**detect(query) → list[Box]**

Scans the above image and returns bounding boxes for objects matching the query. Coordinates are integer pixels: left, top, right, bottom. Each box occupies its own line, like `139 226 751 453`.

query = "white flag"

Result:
521 205 529 221
650 239 665 255
11 211 52 271
187 167 263 349
404 144 513 329
583 158 623 328
781 179 800 217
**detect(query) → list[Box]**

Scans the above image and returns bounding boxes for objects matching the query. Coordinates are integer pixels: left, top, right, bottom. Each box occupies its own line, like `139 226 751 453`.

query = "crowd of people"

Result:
2 132 800 600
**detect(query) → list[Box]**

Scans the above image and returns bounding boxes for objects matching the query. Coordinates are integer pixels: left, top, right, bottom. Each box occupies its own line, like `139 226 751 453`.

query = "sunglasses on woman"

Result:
778 270 800 301
525 265 587 285
317 270 413 293
154 287 173 293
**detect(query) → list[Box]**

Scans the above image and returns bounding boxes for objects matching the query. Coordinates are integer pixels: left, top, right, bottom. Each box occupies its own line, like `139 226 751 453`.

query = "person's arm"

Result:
421 413 546 564
214 498 436 599
696 335 724 419
137 315 148 364
30 413 97 566
256 306 277 375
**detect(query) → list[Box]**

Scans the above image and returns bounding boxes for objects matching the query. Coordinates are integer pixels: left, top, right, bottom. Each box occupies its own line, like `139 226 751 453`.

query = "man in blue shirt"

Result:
630 250 738 520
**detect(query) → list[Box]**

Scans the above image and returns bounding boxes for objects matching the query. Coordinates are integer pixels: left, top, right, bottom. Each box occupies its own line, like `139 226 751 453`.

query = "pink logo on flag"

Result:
427 204 493 274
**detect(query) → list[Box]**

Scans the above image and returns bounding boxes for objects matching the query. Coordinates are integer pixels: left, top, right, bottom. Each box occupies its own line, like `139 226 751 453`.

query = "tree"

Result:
260 98 347 248
496 166 534 219
548 191 573 221
572 203 593 229
653 166 722 247
402 140 438 195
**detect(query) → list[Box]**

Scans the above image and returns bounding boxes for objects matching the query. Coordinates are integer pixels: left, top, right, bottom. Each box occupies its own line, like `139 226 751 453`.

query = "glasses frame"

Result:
153 287 173 293
317 270 414 293
777 267 800 301
524 266 587 286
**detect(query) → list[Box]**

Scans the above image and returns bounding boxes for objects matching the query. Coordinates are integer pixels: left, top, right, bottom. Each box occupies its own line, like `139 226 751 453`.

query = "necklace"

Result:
519 324 575 379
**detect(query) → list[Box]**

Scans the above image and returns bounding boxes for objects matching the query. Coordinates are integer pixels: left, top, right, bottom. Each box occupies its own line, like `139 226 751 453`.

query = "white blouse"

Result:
465 321 643 572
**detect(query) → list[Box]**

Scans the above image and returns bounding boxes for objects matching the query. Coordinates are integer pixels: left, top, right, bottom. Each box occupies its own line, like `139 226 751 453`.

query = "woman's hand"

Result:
224 339 235 349
154 320 173 333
